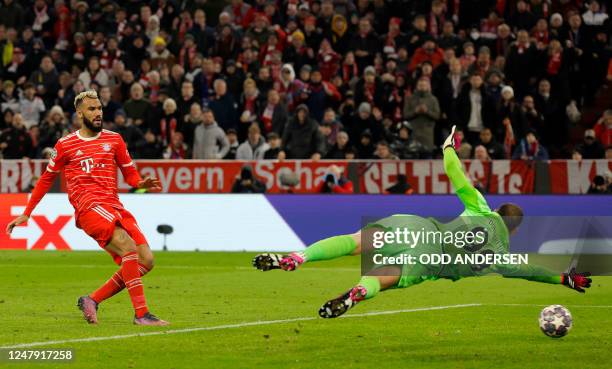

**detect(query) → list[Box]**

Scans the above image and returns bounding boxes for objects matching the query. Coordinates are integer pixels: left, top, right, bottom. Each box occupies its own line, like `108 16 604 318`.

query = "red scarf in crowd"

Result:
547 52 562 75
342 63 358 83
503 118 515 159
160 116 177 146
261 103 275 132
532 30 549 45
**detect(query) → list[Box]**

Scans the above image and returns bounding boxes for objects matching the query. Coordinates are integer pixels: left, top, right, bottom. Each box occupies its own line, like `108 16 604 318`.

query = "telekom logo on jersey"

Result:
80 158 94 173
0 194 72 250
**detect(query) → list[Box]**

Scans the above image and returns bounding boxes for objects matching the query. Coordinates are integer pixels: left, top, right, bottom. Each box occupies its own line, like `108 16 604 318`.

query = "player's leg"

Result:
253 231 363 271
318 267 399 318
88 243 154 305
105 227 168 326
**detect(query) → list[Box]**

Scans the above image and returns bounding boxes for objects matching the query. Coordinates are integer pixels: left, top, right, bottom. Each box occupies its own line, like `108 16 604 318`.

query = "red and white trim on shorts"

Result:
122 254 138 262
92 205 115 223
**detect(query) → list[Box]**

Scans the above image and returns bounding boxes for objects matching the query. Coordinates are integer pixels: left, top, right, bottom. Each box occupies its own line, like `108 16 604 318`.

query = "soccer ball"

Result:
539 305 572 338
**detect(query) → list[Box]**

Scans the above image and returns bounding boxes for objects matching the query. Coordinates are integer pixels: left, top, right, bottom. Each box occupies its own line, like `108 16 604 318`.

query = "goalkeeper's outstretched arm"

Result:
493 263 592 293
442 126 490 214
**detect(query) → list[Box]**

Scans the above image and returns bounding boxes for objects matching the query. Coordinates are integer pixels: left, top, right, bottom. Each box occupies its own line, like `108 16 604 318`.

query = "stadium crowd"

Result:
0 0 611 162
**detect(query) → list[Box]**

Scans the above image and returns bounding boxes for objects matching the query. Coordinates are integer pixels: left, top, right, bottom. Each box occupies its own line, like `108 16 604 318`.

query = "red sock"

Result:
90 263 150 304
120 252 149 318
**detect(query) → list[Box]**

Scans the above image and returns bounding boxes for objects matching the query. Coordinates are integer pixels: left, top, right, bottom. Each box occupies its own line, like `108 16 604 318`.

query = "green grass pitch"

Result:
0 250 611 369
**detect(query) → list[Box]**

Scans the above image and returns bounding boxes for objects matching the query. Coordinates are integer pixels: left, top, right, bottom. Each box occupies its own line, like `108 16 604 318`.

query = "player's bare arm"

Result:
6 215 30 235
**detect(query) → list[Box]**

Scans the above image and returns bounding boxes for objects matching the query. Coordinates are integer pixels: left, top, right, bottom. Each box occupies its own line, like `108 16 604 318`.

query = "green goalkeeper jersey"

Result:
435 148 560 283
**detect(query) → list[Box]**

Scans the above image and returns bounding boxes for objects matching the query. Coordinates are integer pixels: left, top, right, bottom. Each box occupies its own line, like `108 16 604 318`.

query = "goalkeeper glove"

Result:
443 125 457 150
561 267 592 293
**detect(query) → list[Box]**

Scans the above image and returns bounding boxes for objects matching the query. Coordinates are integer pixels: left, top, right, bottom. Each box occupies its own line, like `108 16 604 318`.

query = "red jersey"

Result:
24 129 142 217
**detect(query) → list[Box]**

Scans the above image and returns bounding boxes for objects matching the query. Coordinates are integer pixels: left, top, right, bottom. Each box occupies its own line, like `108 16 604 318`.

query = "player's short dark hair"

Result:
496 203 523 232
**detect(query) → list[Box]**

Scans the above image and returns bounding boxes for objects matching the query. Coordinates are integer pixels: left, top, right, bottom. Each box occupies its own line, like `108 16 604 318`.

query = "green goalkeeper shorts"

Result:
363 214 444 288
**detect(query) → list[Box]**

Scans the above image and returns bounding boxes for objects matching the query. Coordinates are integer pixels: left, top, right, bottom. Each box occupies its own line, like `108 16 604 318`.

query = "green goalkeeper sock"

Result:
357 276 380 300
300 235 357 263
357 276 381 299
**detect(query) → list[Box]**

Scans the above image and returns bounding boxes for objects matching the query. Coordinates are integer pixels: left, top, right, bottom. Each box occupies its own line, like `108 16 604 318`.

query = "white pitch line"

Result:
0 264 360 272
491 303 612 308
0 304 480 349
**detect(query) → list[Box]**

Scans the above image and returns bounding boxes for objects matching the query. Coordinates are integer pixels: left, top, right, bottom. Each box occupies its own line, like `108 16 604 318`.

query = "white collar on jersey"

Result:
76 129 101 141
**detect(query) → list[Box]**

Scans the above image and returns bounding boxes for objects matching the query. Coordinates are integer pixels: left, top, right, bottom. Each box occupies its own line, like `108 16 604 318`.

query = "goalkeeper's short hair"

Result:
497 203 523 232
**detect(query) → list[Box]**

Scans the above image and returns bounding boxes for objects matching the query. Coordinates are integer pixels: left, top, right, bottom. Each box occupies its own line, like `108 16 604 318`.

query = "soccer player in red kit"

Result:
6 90 169 326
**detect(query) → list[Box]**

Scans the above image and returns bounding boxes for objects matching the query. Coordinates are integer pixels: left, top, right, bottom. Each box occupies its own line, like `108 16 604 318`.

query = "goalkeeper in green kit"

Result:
252 126 592 318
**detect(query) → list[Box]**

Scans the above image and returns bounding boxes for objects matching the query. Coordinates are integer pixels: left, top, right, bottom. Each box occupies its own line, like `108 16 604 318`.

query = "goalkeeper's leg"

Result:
319 267 400 318
252 231 364 271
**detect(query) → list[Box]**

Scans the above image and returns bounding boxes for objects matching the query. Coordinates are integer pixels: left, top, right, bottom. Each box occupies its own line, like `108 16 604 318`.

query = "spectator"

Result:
316 165 354 193
150 36 176 70
477 128 505 160
582 1 609 27
37 105 66 155
403 77 440 150
577 129 605 159
163 132 190 159
348 18 378 70
593 110 612 148
409 39 444 72
258 89 288 137
457 74 495 144
496 86 527 142
209 78 238 132
283 30 315 74
140 130 164 159
512 130 549 160
0 0 25 31
28 55 58 106
320 108 343 147
236 123 269 160
238 78 262 141
192 107 230 159
123 83 152 131
280 104 325 159
354 66 384 112
156 98 182 147
302 68 341 123
374 140 398 160
18 83 45 129
587 175 610 194
435 58 464 126
182 102 204 149
78 56 109 89
1 80 19 113
224 128 239 160
345 102 376 144
263 132 282 160
473 145 491 161
231 165 266 193
100 86 121 124
190 9 214 56
277 63 304 111
113 110 145 158
390 121 427 159
326 130 351 159
177 81 198 118
0 113 32 158
356 129 375 159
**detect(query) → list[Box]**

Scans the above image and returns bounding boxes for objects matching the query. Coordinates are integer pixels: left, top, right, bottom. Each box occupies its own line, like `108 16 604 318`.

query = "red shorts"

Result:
76 205 148 265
